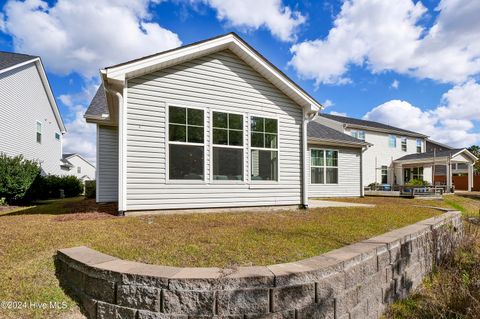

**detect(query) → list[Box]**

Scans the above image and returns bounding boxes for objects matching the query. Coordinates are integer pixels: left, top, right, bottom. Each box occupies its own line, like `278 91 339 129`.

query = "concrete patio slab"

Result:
308 200 375 208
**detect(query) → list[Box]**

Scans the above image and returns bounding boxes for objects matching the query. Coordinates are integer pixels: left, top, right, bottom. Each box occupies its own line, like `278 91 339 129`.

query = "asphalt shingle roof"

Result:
320 114 427 137
308 121 366 145
0 51 37 72
396 148 464 161
85 85 108 117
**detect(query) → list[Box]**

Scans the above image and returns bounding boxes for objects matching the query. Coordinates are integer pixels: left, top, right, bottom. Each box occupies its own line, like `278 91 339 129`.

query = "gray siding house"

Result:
0 51 66 175
87 33 370 214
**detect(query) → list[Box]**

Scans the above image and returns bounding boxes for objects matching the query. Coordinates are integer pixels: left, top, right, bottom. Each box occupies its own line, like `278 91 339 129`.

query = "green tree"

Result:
0 154 40 203
468 145 480 173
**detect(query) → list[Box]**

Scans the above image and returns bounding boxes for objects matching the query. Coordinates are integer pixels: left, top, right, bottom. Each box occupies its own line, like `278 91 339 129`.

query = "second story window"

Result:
77 166 81 174
351 130 365 141
55 132 61 141
401 137 407 152
389 135 396 148
416 139 422 153
36 121 42 144
250 116 278 181
168 106 205 180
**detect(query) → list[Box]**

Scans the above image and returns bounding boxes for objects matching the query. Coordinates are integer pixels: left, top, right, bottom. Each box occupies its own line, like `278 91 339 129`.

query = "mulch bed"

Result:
62 199 118 215
52 199 118 222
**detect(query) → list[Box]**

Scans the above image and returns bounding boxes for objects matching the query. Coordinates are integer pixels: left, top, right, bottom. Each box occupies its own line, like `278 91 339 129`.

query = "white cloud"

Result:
329 111 347 116
290 0 480 85
2 0 182 78
323 99 334 108
363 81 480 147
62 107 96 164
390 80 399 89
199 0 305 42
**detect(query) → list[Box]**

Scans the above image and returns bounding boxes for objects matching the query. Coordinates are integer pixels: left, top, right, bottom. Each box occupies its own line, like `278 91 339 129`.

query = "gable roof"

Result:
87 33 322 121
0 51 66 133
308 121 370 147
395 148 478 162
62 153 96 169
0 51 38 73
85 85 108 118
320 114 427 138
426 139 453 150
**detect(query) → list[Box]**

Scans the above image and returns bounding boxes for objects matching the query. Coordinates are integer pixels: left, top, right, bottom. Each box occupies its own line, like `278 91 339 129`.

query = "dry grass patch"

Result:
0 196 445 318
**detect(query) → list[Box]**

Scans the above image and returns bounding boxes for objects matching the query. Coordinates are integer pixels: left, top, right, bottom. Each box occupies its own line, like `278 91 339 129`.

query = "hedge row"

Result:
0 153 86 204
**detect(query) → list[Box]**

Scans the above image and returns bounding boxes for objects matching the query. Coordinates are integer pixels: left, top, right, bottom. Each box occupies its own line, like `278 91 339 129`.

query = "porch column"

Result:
446 163 452 192
468 163 474 191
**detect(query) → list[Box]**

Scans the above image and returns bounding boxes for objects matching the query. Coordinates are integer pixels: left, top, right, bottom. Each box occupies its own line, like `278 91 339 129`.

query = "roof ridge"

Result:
320 113 427 137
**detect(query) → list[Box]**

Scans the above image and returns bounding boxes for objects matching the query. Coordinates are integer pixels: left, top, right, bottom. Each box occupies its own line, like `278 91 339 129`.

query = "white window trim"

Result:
416 139 422 153
401 136 407 152
381 165 388 184
309 148 339 185
351 130 365 141
249 114 280 184
209 110 246 184
36 120 43 144
165 103 207 184
389 135 397 148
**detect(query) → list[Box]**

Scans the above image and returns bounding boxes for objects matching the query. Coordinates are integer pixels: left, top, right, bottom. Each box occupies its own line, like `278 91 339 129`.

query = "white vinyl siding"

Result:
125 50 303 210
97 125 118 202
0 63 62 175
307 146 361 197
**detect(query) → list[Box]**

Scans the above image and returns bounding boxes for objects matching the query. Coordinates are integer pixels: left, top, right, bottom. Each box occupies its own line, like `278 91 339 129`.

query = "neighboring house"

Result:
85 33 321 213
316 114 477 191
60 153 96 181
0 51 66 175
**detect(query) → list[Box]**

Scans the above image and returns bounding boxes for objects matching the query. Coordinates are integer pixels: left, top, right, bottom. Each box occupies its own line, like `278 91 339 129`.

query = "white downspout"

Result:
104 86 125 215
302 109 317 209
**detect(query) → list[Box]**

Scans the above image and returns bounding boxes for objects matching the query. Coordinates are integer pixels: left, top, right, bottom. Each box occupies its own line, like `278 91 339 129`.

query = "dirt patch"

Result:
0 205 22 212
53 212 116 222
62 198 118 215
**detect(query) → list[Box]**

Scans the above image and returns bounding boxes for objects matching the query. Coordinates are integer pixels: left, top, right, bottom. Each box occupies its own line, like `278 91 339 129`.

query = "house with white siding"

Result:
60 153 96 181
317 114 477 192
0 51 66 175
85 33 476 215
85 33 375 214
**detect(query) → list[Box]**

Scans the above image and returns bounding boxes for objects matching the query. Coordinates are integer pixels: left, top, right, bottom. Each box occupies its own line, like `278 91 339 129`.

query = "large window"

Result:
168 106 204 180
401 137 407 152
311 149 338 184
412 167 423 180
212 111 244 181
381 165 388 184
416 139 422 153
351 130 365 141
36 121 42 144
250 116 278 181
388 135 396 148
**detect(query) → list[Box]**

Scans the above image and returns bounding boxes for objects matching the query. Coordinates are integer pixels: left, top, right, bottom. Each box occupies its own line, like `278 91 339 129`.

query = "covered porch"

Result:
393 148 478 193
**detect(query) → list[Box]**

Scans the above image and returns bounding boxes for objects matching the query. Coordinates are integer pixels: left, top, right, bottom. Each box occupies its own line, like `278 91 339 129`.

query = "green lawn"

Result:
0 195 472 318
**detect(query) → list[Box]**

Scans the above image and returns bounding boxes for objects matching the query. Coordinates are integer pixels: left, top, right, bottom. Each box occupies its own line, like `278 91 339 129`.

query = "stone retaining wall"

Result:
55 211 463 319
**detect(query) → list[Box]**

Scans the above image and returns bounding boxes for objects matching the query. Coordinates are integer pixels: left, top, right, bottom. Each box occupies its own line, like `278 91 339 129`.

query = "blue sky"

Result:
1 0 479 162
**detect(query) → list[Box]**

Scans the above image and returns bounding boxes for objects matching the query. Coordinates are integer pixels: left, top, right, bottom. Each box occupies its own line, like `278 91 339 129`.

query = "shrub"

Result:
0 153 40 203
85 180 96 199
405 178 430 187
25 175 84 200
